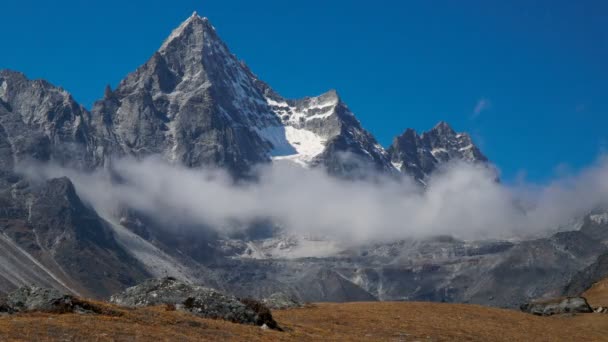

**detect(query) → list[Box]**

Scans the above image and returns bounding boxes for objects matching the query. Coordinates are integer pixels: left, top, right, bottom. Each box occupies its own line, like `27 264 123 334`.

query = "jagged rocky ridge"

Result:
387 121 488 182
0 12 604 310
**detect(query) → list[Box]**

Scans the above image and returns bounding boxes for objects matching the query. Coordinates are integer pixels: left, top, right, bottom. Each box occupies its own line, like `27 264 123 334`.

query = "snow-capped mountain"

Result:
92 13 273 174
0 13 495 300
1 12 600 309
92 12 393 178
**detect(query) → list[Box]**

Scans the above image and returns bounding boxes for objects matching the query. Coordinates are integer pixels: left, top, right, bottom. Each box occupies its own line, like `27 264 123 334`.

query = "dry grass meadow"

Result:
1 297 608 341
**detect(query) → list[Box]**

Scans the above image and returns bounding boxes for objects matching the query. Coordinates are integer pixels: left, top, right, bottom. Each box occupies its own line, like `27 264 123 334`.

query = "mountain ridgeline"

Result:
1 12 602 308
1 12 486 180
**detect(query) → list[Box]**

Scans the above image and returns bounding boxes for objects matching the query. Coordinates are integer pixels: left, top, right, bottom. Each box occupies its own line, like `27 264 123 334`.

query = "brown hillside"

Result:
1 300 608 341
584 277 608 308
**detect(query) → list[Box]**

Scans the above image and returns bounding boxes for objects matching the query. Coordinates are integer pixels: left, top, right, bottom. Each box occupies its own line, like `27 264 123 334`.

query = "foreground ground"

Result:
1 299 608 341
584 278 608 308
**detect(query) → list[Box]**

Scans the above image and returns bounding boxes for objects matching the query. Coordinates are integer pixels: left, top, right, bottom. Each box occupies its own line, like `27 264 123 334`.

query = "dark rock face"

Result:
387 121 488 181
110 277 278 328
462 231 606 308
295 268 377 302
520 297 593 316
0 176 149 298
26 178 150 297
567 211 608 298
565 251 608 297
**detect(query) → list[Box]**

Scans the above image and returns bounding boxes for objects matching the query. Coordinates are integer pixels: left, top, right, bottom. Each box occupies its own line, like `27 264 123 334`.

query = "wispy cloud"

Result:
18 155 608 247
472 98 491 119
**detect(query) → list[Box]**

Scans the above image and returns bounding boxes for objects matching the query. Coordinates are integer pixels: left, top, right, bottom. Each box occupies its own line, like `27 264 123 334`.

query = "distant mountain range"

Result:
0 12 604 308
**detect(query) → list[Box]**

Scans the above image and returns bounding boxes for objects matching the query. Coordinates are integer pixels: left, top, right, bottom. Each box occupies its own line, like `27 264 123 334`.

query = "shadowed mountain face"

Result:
0 176 149 298
563 213 608 296
0 12 601 307
0 70 149 298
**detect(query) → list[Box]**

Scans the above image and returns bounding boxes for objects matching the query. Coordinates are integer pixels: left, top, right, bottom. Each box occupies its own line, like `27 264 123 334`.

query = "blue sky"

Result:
1 1 606 182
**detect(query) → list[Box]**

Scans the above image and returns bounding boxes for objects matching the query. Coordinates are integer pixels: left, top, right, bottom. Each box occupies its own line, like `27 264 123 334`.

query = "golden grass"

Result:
1 299 608 341
585 278 608 308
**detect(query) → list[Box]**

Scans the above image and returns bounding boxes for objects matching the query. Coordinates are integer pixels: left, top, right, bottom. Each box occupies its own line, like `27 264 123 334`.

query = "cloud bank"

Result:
19 156 608 245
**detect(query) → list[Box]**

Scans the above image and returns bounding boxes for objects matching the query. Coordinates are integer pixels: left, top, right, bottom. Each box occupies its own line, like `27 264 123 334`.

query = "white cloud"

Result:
18 155 608 245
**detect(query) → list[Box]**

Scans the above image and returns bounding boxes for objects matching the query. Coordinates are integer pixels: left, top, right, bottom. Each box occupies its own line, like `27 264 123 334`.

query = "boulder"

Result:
520 297 593 316
0 286 101 314
110 277 279 329
262 292 303 310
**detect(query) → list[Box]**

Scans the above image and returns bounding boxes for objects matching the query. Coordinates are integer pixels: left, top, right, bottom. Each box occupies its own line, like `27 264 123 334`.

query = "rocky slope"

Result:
0 70 98 172
0 176 150 298
0 71 149 298
208 229 607 308
562 211 608 296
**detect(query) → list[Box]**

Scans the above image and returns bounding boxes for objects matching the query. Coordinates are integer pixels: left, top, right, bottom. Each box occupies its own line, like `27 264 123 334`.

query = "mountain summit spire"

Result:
159 12 211 51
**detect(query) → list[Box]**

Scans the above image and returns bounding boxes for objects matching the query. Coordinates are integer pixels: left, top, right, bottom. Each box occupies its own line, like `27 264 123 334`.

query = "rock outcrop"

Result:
0 286 103 314
110 277 278 328
520 297 593 316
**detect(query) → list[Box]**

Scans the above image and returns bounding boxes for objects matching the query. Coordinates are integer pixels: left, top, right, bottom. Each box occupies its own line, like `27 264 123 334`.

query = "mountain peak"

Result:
159 12 212 51
188 11 207 22
431 121 456 135
388 122 488 181
396 128 418 140
319 89 340 103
